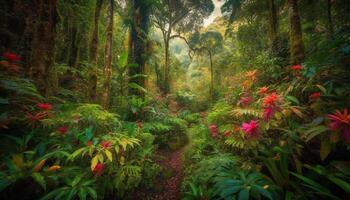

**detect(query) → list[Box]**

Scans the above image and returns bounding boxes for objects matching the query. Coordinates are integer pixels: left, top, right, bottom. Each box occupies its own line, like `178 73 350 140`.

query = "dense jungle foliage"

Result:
1 0 350 199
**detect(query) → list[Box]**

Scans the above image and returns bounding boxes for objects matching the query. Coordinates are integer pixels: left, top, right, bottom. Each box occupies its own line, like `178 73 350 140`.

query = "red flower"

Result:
100 140 112 149
263 92 278 107
92 163 105 175
242 120 259 138
209 124 219 137
258 87 268 95
309 92 321 102
3 52 21 62
291 64 302 71
240 94 253 107
263 106 274 121
57 126 69 134
37 103 52 110
328 108 350 141
224 130 231 137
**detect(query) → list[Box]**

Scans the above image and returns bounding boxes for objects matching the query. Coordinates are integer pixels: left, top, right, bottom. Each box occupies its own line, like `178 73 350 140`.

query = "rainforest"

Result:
1 0 350 199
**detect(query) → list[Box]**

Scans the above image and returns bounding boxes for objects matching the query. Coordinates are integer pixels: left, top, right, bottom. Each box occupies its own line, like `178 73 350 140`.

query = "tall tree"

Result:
89 0 103 102
326 0 333 37
189 31 223 100
128 0 151 98
152 0 214 93
19 0 58 95
267 0 278 48
288 0 304 65
101 0 114 109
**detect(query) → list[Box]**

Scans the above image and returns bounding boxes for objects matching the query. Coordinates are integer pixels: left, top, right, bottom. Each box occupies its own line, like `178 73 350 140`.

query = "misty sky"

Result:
203 0 224 27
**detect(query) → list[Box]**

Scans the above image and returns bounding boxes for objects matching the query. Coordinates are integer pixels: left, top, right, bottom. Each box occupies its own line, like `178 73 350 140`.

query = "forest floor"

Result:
129 148 184 200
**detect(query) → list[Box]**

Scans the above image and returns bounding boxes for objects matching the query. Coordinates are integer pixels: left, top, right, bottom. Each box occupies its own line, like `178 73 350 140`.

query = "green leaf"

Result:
118 51 128 68
315 84 327 94
78 187 87 200
320 140 332 161
105 149 113 162
328 175 350 194
32 173 46 190
238 188 249 200
252 185 273 200
285 96 300 105
70 147 85 161
86 187 97 200
128 83 147 93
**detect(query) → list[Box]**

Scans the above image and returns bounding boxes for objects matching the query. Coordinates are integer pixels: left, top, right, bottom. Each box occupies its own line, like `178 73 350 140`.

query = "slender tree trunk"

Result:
89 0 103 102
326 0 333 37
267 0 278 48
288 0 304 65
25 0 58 96
209 50 214 101
128 0 150 98
100 0 113 109
163 36 170 94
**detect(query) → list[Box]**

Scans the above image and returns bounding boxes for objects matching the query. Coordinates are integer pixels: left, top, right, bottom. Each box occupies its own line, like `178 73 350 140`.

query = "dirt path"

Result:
129 148 184 200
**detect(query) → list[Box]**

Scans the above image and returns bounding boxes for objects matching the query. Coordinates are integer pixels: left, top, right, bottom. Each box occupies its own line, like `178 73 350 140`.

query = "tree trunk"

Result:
163 38 170 93
326 0 333 37
88 0 103 102
288 0 304 65
128 0 150 98
25 0 58 96
100 0 113 109
209 50 214 101
267 0 278 48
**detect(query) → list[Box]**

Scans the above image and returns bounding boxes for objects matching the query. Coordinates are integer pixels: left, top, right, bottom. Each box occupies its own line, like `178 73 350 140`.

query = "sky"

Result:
203 0 224 27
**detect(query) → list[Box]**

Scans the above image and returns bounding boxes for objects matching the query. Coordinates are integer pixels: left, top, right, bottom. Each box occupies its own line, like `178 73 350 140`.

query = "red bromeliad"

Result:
240 94 253 107
92 163 105 175
309 92 321 102
57 126 69 134
209 124 219 137
3 52 21 62
37 103 53 110
263 92 278 107
263 106 274 121
327 108 350 141
258 86 268 95
100 140 112 149
242 120 259 138
291 64 302 71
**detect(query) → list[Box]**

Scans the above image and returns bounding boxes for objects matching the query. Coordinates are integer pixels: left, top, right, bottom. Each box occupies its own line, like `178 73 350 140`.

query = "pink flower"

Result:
328 108 350 142
100 140 112 149
37 103 52 110
291 65 302 71
309 92 321 102
57 126 69 134
209 124 219 137
92 163 105 175
263 106 274 121
3 52 21 62
240 94 253 107
242 120 259 138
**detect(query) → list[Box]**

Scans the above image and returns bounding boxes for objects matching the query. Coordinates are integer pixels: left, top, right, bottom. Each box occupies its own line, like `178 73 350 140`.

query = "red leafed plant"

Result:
328 108 350 141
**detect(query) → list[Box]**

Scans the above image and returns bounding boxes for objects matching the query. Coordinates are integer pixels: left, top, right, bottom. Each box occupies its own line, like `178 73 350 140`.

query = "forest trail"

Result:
129 148 184 200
